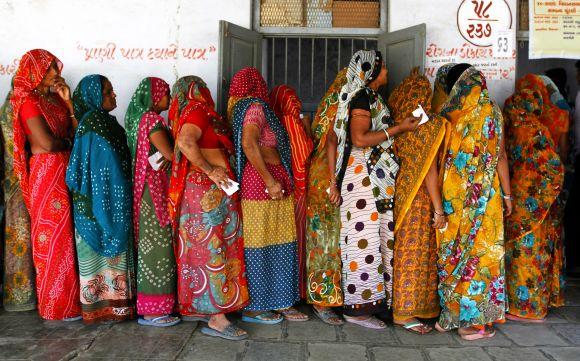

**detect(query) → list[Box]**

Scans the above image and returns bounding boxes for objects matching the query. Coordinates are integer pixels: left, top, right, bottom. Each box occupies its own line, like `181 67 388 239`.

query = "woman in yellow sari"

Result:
432 63 511 340
387 68 446 334
305 69 347 325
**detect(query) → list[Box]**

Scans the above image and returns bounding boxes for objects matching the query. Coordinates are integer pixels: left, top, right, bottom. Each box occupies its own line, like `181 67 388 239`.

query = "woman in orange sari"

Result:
387 68 446 334
11 49 81 320
270 85 314 299
504 76 568 322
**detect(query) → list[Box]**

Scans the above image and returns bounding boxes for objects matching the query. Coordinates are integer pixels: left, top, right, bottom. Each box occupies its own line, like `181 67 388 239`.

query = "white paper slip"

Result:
412 104 430 125
148 151 164 171
221 178 239 196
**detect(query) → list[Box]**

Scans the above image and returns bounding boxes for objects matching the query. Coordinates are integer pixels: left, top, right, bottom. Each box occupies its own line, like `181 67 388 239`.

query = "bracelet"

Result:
383 129 391 142
502 194 513 200
433 210 445 216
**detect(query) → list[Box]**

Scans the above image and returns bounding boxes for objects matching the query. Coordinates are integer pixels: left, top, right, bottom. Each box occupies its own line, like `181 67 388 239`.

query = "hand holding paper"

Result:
412 104 429 126
148 152 164 171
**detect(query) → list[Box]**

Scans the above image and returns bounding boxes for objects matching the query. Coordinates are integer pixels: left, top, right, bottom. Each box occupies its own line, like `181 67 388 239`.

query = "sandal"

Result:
343 315 386 329
201 324 248 341
506 314 546 323
241 311 283 325
458 326 496 341
138 315 181 327
396 320 433 335
276 307 309 322
63 316 82 322
313 307 344 326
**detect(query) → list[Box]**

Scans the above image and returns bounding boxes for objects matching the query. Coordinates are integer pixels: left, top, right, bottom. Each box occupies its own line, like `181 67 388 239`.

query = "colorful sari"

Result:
125 77 176 316
169 76 200 136
305 69 347 307
504 86 566 320
65 75 135 324
334 50 396 316
387 72 444 320
168 78 249 315
230 67 299 311
270 85 314 299
432 64 506 330
1 81 36 311
11 49 81 320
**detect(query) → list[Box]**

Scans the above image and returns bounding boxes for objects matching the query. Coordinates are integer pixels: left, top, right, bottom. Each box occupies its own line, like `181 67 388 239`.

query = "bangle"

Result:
383 129 391 142
434 210 445 216
502 194 513 200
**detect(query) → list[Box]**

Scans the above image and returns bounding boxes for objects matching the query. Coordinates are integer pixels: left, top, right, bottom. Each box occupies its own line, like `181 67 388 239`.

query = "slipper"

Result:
343 315 386 329
506 314 546 323
242 311 283 325
458 326 496 341
313 308 344 326
201 324 248 341
182 315 211 323
396 320 432 335
63 316 82 322
276 307 309 322
138 315 181 327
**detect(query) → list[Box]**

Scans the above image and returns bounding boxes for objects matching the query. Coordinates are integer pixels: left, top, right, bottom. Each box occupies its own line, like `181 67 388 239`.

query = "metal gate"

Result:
264 36 378 114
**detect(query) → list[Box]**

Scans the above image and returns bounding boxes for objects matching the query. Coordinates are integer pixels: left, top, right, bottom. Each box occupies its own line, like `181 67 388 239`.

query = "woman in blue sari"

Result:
66 75 135 324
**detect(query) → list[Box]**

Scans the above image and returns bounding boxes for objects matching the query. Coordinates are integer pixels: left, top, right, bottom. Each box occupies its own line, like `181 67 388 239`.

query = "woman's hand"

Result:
52 76 72 103
399 115 420 132
503 198 513 217
328 185 341 206
208 167 231 188
157 157 172 172
266 181 284 200
432 211 447 229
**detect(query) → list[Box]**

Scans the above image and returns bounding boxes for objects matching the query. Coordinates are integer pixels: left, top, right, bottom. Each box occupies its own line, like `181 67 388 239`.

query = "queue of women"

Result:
0 48 570 341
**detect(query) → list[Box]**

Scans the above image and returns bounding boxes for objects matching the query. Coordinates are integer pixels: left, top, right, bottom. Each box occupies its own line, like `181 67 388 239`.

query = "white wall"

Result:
0 0 251 123
389 0 517 106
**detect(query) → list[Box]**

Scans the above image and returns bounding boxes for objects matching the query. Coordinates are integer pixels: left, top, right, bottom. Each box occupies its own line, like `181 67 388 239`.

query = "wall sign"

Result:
457 0 513 47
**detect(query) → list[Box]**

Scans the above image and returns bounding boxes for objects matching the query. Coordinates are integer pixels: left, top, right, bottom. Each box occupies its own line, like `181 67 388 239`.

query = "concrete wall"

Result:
0 0 252 122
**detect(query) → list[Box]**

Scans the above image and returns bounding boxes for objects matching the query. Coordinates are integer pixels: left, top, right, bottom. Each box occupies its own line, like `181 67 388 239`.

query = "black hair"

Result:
545 68 568 95
446 63 472 94
99 75 108 91
576 60 580 70
368 51 383 83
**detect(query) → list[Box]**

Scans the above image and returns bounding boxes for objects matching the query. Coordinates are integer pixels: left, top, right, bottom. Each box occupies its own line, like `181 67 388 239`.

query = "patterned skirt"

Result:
339 148 394 316
176 169 249 315
241 162 299 311
2 187 36 311
76 232 135 324
136 185 177 315
305 143 342 307
392 185 440 319
29 153 81 320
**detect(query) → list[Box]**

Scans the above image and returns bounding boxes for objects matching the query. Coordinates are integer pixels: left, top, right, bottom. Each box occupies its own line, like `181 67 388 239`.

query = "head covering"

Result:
516 74 569 147
11 49 63 207
168 78 231 233
66 75 133 257
539 75 571 111
1 79 16 198
311 68 348 151
431 63 456 113
124 77 170 161
229 67 270 101
334 50 395 205
387 70 446 231
168 76 203 136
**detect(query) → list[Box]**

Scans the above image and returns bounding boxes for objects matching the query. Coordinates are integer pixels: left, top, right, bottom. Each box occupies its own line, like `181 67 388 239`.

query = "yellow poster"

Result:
529 1 580 59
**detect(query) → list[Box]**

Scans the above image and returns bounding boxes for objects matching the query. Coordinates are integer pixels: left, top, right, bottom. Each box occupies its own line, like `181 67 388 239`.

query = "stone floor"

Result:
0 279 579 361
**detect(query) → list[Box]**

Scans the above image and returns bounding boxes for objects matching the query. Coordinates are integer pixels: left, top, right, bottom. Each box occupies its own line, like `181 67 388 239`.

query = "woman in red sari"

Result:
270 85 314 299
169 77 250 340
11 49 81 321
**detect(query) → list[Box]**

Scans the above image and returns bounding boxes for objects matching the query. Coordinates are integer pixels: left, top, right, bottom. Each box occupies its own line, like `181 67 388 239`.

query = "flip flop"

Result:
63 316 82 322
200 324 248 341
241 311 283 325
343 315 386 329
138 315 181 327
396 321 433 335
276 307 310 322
313 308 344 326
458 326 496 341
